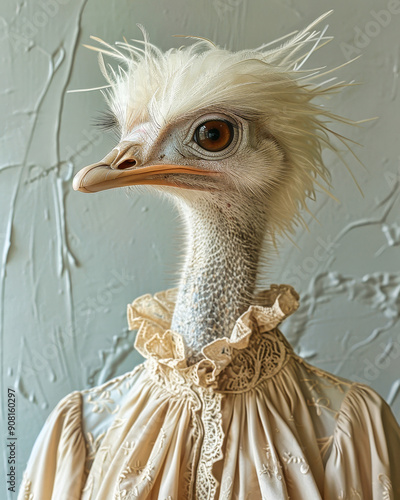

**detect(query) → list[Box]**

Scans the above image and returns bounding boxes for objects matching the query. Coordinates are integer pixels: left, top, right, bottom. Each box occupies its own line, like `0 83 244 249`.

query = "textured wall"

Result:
1 0 399 495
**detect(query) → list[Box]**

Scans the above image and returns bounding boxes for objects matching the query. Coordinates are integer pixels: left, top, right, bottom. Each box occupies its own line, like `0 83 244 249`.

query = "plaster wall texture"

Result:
1 0 399 495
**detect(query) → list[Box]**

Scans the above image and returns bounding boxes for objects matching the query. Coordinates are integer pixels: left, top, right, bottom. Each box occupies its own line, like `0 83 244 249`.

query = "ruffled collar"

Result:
127 284 299 389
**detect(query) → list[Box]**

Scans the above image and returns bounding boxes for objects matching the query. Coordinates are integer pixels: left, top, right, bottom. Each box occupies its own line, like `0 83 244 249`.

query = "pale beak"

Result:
73 161 220 193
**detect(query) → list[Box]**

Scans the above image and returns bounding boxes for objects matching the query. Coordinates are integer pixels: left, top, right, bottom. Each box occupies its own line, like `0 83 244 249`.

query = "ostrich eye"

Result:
194 120 234 152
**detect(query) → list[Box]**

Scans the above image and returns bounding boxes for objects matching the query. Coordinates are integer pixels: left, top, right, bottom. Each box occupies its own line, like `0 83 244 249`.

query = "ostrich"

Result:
19 13 400 500
72 15 343 359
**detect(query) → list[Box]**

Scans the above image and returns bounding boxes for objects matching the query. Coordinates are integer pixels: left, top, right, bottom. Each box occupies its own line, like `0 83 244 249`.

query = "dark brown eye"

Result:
194 120 234 152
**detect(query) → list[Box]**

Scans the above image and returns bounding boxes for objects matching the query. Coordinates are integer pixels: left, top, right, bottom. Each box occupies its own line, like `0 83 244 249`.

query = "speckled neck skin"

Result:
170 197 265 358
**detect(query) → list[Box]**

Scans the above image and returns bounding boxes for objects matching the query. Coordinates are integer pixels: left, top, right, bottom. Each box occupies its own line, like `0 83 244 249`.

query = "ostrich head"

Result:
73 12 356 355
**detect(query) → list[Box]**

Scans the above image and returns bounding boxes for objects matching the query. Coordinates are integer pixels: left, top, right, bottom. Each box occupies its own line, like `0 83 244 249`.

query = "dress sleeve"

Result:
18 391 87 500
324 383 400 499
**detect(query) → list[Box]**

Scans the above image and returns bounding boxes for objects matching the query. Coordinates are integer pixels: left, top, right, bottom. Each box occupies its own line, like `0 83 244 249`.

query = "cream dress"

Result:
18 285 400 500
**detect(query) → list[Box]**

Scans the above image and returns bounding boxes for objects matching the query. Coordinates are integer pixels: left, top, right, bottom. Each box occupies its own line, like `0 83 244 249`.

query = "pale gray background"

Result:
1 0 399 496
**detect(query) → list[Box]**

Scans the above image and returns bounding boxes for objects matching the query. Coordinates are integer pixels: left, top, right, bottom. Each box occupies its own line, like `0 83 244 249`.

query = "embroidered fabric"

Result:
128 284 297 391
18 285 400 500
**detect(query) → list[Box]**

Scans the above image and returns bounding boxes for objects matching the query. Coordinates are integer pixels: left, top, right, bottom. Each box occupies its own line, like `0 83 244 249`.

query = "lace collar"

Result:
127 284 299 390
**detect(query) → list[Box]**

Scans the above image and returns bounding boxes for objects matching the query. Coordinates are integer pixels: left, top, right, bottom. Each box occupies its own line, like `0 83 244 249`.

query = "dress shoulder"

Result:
324 382 400 499
18 391 87 500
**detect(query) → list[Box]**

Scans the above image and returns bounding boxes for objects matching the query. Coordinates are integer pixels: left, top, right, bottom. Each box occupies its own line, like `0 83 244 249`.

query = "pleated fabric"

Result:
19 286 400 499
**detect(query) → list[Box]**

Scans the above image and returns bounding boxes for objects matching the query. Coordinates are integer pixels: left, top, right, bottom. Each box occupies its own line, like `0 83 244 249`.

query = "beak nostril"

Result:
117 159 137 170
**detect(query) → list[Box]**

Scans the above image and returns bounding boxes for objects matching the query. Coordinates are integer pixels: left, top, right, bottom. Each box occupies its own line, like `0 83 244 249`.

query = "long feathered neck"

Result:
170 197 265 358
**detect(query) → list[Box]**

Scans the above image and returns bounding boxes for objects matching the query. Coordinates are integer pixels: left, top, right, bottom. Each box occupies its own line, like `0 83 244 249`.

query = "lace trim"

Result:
127 284 299 391
194 388 224 499
216 328 289 393
125 285 299 495
134 359 203 497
